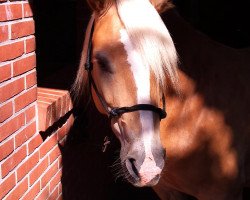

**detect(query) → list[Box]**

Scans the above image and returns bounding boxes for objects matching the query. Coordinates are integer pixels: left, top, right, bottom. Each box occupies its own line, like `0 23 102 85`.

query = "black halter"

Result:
84 21 167 120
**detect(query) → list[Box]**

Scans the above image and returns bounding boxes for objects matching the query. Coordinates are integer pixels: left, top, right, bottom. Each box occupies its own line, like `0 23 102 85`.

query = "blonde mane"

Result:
71 15 95 103
116 0 178 89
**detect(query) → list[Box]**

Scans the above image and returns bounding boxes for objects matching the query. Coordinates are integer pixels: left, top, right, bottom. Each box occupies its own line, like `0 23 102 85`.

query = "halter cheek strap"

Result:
84 20 167 120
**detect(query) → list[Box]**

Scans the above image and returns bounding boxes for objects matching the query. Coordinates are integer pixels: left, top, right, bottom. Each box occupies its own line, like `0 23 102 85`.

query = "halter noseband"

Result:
84 21 167 120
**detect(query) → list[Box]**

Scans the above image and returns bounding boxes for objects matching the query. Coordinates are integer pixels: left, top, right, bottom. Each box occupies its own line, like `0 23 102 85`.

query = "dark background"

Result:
173 0 249 48
32 0 250 199
33 0 250 88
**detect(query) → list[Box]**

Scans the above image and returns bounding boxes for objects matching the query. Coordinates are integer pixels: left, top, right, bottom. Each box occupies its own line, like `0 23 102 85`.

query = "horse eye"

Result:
98 59 111 72
95 53 113 74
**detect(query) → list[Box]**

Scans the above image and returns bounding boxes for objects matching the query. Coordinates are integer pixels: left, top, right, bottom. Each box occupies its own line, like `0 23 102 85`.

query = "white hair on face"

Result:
116 0 178 89
120 28 162 183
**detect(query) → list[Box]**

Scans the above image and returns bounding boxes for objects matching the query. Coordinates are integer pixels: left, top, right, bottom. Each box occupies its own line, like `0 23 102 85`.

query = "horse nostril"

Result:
128 158 139 177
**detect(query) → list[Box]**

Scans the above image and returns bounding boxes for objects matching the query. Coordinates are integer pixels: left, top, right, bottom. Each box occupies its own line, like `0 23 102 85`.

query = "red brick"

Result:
0 4 22 22
25 36 36 53
37 87 74 132
25 105 36 123
5 178 28 200
49 146 61 165
29 157 49 186
28 134 43 155
37 101 52 132
58 182 62 194
62 94 68 116
48 187 58 200
49 169 62 193
17 151 39 182
15 121 36 148
13 54 36 76
38 96 59 130
38 94 61 121
38 88 69 116
40 134 57 159
0 101 13 123
21 182 40 200
38 93 58 102
58 114 74 143
36 186 49 200
57 124 66 142
23 2 33 17
0 41 24 62
0 138 14 161
58 155 62 169
0 63 11 83
1 145 27 178
14 87 37 112
38 88 67 96
0 78 25 103
66 93 73 112
0 25 8 42
58 194 63 200
0 113 25 143
37 88 68 97
0 173 16 199
11 20 35 39
41 160 58 188
66 114 74 132
26 71 37 89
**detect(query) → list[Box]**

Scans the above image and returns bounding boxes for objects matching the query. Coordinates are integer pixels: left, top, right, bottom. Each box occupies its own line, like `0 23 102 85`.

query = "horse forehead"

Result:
93 5 123 47
92 6 153 92
93 26 131 73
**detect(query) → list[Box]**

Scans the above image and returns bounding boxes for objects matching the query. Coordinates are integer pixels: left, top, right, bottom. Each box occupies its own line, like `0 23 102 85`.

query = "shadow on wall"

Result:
33 0 90 89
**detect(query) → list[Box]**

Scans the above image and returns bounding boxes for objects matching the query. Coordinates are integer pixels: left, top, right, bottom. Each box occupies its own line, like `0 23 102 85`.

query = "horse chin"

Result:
122 162 161 187
128 174 161 187
133 175 161 187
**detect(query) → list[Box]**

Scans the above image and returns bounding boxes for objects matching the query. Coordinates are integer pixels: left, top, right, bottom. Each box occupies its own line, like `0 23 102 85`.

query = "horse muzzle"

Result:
123 146 165 187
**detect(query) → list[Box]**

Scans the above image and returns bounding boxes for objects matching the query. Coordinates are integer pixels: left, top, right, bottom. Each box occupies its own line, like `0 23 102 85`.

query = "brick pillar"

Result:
0 1 74 199
0 0 37 199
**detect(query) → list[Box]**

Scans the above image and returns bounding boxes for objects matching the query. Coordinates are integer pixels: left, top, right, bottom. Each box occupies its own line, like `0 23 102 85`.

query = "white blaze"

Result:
120 29 161 184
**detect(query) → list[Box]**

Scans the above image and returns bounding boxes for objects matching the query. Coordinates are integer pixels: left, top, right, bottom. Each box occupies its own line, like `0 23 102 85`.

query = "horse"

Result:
72 0 250 199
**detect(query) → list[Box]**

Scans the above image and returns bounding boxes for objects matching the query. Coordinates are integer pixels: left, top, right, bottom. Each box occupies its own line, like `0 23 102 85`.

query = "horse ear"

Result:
150 0 174 13
87 0 113 14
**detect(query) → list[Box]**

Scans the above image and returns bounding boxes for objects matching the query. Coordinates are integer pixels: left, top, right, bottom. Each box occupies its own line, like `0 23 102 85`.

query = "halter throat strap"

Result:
84 19 167 120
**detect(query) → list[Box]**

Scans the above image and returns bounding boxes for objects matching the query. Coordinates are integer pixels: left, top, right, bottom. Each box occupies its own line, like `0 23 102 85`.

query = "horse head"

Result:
73 0 178 187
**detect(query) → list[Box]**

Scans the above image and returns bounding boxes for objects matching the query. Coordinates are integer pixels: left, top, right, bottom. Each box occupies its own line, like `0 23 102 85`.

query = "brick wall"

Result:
0 1 74 199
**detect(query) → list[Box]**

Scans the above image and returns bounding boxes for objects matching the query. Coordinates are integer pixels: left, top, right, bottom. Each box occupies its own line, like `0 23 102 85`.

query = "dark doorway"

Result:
173 0 250 48
33 0 90 89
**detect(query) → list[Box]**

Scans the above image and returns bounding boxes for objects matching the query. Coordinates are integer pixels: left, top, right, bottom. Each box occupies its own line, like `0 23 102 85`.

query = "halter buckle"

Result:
102 136 111 153
84 62 93 71
109 109 119 118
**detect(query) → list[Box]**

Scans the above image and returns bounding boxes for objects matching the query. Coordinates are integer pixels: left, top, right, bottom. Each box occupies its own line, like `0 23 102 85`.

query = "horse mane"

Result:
71 15 95 104
87 0 113 15
116 0 178 90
